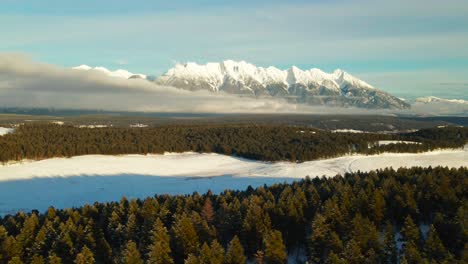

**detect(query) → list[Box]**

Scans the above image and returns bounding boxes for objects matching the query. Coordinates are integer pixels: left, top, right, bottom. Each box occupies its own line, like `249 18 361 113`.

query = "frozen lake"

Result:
0 148 466 215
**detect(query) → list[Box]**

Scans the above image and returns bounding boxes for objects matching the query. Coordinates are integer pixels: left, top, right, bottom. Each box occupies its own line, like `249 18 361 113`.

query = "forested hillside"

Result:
0 167 466 263
0 124 466 164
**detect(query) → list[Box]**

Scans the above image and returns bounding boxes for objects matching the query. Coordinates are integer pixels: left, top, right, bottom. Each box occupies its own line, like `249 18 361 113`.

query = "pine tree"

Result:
326 251 346 264
383 222 397 264
209 240 225 264
225 236 246 264
125 213 138 242
372 190 385 227
7 257 23 264
17 214 40 260
198 243 212 264
342 239 364 264
48 254 62 264
254 251 264 264
0 226 8 263
122 240 143 264
263 230 287 264
75 246 95 264
401 216 420 246
402 242 423 264
308 214 329 263
424 225 447 262
30 255 45 264
172 214 200 259
201 198 215 224
147 219 173 264
184 254 200 264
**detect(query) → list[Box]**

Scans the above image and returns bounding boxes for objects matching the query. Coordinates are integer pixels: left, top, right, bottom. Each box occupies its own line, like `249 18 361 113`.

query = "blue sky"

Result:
1 0 467 99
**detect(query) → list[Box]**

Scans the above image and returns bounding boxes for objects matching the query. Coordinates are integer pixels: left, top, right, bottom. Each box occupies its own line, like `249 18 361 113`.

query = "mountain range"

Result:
154 61 409 109
72 61 465 111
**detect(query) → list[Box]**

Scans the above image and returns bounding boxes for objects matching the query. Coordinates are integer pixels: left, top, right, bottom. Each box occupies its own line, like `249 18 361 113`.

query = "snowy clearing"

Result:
0 127 14 136
77 124 110 128
0 148 466 215
331 129 366 133
378 140 421 146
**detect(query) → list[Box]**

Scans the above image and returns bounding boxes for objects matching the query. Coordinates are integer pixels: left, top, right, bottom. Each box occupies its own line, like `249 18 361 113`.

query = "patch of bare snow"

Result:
332 129 366 133
0 127 14 136
51 121 65 125
130 123 148 128
77 124 109 128
378 140 421 146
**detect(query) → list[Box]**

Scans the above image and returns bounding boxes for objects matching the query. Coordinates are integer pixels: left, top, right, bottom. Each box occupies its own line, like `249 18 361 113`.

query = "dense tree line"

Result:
0 167 466 263
0 124 466 164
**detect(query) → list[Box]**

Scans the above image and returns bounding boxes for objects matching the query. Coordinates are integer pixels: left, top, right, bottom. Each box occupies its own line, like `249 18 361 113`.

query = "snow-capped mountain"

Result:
155 60 409 109
415 96 468 105
412 96 468 116
73 65 147 79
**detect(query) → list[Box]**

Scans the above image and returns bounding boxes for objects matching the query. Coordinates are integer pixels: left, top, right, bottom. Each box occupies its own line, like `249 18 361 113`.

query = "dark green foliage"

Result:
1 124 466 164
0 167 466 263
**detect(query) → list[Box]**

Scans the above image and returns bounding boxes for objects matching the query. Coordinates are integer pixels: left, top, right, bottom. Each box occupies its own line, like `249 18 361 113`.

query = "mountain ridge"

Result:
71 61 410 110
155 60 409 109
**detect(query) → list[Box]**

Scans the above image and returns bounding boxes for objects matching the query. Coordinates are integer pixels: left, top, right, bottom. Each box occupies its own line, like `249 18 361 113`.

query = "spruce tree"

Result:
30 255 45 264
184 254 200 264
7 257 23 264
209 240 225 264
147 219 173 264
263 230 287 264
401 216 420 246
121 240 143 264
198 243 212 264
383 222 397 264
402 242 423 264
75 246 95 264
424 225 447 262
326 251 345 264
372 190 385 226
172 214 199 261
201 198 215 224
48 254 62 264
342 239 364 264
225 236 246 264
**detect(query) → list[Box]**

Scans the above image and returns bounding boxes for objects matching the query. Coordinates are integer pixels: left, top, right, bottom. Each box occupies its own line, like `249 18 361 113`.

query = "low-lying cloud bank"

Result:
0 54 465 115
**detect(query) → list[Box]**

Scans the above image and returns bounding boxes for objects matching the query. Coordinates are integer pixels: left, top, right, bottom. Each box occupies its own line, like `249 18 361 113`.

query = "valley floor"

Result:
0 147 466 215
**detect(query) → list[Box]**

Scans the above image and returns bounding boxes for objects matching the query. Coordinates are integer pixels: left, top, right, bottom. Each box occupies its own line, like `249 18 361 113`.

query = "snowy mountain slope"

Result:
155 61 409 109
73 65 147 79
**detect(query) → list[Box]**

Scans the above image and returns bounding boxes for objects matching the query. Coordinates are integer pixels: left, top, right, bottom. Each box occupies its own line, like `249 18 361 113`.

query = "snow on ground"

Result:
332 129 366 133
0 148 466 215
77 124 109 128
130 123 148 128
378 140 421 146
0 127 14 136
51 121 65 125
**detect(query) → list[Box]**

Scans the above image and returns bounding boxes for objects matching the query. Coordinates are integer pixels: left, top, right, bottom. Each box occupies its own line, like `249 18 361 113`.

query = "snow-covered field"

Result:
0 148 466 215
0 127 14 136
377 140 421 146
